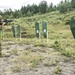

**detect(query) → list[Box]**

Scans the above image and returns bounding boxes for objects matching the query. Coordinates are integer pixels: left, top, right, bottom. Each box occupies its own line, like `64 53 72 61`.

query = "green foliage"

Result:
47 3 54 12
58 1 71 13
31 4 39 14
71 0 75 8
30 56 42 67
52 40 75 58
21 6 26 15
39 0 47 14
44 60 58 67
11 65 21 72
54 66 62 74
34 42 48 47
27 10 32 17
0 0 75 18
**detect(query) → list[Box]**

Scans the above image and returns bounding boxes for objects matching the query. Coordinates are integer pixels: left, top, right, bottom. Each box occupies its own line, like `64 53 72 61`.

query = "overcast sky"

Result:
0 0 64 11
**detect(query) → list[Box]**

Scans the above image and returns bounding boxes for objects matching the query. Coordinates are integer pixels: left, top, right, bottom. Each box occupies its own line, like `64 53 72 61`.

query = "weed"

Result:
24 50 30 55
16 52 43 68
11 49 18 55
52 40 75 59
44 60 58 67
11 65 21 72
54 66 62 74
29 55 43 67
34 42 48 47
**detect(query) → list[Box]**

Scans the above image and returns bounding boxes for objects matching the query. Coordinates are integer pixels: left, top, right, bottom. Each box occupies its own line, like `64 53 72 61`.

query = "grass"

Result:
11 65 21 72
43 60 58 67
0 10 75 59
1 10 75 75
52 39 75 58
2 38 75 59
14 50 44 68
54 66 62 74
1 10 73 39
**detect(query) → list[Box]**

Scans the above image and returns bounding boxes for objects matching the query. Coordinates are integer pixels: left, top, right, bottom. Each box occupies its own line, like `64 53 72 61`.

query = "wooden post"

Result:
42 21 48 43
70 17 75 39
47 25 48 44
35 21 40 42
0 42 2 57
17 24 21 41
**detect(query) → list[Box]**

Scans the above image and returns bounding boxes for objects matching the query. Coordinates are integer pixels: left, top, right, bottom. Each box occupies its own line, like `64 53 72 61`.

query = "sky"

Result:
0 0 64 11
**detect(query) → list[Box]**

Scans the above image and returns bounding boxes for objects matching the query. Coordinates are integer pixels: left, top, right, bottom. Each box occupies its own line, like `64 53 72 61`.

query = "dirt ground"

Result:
0 41 75 75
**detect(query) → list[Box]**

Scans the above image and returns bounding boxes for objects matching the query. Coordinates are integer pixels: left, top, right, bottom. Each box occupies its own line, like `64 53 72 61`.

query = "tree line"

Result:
0 0 75 19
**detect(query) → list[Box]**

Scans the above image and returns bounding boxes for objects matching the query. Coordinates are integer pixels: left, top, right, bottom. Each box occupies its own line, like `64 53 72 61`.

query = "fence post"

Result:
17 24 21 38
70 17 75 39
0 42 2 57
0 30 2 38
42 21 47 38
0 26 4 39
12 25 15 37
17 24 21 41
35 21 40 38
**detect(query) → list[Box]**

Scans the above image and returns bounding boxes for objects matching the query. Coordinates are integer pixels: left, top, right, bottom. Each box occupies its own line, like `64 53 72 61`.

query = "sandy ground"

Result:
0 41 75 75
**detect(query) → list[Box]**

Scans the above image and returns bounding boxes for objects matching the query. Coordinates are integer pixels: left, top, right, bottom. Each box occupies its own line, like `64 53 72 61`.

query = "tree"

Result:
53 5 57 11
47 3 54 12
60 0 64 4
13 10 21 18
57 0 71 13
39 0 47 14
26 4 32 13
31 4 39 14
0 10 3 15
27 10 32 17
71 0 75 8
21 6 26 15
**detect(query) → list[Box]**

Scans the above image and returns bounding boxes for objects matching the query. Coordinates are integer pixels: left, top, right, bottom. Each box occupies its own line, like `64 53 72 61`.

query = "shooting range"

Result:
1 1 75 74
3 18 75 42
70 17 75 39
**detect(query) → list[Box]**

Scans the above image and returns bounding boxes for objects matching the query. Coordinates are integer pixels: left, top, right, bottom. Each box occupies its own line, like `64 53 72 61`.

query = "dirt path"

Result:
0 41 75 75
